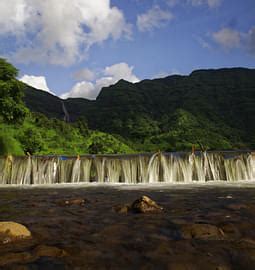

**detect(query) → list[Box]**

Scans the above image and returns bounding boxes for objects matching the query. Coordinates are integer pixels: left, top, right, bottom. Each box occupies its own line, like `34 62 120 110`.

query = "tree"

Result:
0 58 28 123
19 128 43 155
0 58 18 80
73 116 89 137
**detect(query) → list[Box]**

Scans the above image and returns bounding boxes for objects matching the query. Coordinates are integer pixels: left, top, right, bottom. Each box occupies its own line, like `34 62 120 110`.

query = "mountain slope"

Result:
24 67 255 150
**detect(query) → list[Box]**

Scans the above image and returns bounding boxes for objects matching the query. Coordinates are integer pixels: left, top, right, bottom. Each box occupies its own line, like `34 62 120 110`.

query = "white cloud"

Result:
19 75 53 94
195 35 212 49
188 0 222 8
207 0 222 8
166 0 179 7
212 28 241 49
73 68 95 81
207 26 255 56
246 27 255 56
0 0 131 66
61 62 139 100
104 62 139 82
152 68 181 79
61 81 95 99
137 6 174 32
167 0 222 8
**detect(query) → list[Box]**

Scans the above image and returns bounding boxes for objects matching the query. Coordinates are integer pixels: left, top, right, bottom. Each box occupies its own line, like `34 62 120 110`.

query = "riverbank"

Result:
1 183 255 269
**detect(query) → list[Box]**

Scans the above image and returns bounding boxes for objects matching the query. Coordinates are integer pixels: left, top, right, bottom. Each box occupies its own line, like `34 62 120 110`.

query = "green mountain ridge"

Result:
24 67 255 151
0 59 134 155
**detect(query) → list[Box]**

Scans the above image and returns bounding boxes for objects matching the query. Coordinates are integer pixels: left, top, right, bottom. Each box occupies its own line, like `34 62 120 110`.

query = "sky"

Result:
0 0 254 99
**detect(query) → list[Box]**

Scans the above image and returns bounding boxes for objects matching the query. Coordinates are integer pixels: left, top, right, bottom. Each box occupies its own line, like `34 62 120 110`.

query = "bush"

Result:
0 132 23 155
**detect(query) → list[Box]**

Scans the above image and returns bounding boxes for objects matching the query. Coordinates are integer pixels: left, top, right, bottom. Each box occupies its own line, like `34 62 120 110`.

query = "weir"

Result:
0 152 254 185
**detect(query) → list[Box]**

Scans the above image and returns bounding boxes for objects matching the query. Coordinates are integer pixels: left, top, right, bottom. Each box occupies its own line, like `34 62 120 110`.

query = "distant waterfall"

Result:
61 101 70 122
0 152 254 185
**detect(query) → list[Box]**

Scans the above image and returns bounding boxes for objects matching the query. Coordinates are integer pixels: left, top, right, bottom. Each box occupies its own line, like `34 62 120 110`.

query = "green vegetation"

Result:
24 68 255 151
0 59 28 124
1 58 254 155
0 59 134 155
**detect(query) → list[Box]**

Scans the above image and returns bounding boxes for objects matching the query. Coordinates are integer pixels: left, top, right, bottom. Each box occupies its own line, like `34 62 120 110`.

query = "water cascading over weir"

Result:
0 152 254 185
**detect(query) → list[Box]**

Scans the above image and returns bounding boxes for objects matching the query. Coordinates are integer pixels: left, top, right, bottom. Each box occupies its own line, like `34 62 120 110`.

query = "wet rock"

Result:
0 222 31 243
226 203 248 210
114 196 163 214
34 245 68 258
130 196 163 213
0 245 67 267
56 198 88 206
113 204 130 214
179 223 225 240
219 222 241 239
0 252 33 267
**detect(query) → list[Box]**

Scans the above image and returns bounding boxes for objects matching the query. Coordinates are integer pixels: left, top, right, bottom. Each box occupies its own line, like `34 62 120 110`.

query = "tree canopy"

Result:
0 58 28 124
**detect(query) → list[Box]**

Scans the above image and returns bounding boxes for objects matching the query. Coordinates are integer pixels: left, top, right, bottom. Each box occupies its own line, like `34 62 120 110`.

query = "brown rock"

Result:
34 245 68 258
226 204 248 210
219 223 241 239
130 196 163 213
57 198 88 206
0 252 33 266
113 204 130 214
0 245 67 267
180 223 224 240
0 222 31 242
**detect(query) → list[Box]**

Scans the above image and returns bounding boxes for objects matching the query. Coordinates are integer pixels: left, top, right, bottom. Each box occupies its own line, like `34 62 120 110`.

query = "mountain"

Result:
24 67 255 151
0 58 134 155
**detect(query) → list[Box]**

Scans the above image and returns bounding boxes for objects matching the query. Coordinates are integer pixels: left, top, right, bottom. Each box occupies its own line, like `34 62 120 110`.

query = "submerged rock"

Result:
34 245 68 258
0 245 67 267
114 196 163 214
56 198 88 206
0 222 31 243
0 251 33 267
114 204 130 214
180 223 225 240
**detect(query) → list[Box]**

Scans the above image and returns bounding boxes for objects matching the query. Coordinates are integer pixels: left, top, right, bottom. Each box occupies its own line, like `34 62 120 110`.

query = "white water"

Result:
0 152 254 185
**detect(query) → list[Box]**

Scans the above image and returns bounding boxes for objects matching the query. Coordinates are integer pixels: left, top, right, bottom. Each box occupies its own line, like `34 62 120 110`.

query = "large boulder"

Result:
0 222 31 241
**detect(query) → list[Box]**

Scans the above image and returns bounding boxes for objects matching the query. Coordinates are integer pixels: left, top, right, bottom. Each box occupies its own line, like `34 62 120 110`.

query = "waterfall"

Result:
0 152 254 185
62 101 70 122
94 156 106 183
106 158 121 183
121 157 138 183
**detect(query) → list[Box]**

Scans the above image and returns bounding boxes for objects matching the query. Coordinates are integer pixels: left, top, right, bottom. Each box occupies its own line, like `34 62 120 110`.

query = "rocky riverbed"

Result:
1 182 255 269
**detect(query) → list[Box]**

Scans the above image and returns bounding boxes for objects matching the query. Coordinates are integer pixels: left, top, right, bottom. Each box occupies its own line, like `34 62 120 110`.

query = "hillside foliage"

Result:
0 59 134 155
24 68 255 151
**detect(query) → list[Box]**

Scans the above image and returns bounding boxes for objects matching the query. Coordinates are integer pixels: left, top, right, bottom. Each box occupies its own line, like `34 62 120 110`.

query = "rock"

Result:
34 245 68 258
114 196 163 214
226 204 248 211
219 223 241 239
0 222 31 242
0 252 33 267
180 223 224 240
57 198 88 206
113 204 130 214
130 196 163 213
0 245 67 267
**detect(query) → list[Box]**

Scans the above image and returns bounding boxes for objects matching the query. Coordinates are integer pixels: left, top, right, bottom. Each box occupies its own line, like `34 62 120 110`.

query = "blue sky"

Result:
0 0 254 99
